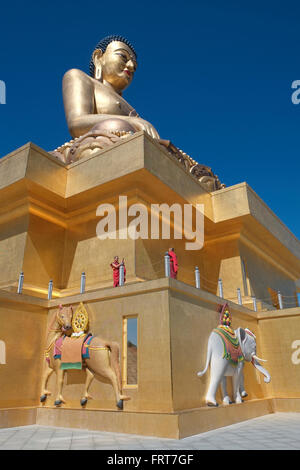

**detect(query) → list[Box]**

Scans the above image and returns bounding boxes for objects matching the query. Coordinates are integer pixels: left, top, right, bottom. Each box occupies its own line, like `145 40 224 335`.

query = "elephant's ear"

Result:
236 327 247 356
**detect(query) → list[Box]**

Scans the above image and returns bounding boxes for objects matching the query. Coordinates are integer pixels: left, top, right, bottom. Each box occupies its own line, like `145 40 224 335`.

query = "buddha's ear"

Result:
93 49 103 80
92 49 103 65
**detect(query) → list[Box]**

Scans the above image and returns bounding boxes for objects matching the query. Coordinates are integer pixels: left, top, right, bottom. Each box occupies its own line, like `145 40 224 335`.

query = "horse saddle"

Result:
54 334 93 370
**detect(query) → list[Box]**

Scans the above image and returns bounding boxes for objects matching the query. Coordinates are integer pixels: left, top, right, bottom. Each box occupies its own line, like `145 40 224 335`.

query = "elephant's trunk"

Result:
252 358 271 383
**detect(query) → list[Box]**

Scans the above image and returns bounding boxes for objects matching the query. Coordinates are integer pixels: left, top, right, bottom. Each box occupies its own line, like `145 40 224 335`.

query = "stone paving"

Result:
0 412 299 450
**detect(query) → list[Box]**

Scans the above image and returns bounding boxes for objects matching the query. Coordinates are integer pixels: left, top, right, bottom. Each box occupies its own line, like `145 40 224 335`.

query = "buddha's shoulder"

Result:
63 68 93 84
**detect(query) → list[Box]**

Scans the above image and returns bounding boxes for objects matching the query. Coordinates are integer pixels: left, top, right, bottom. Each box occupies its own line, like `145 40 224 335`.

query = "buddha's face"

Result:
93 41 137 93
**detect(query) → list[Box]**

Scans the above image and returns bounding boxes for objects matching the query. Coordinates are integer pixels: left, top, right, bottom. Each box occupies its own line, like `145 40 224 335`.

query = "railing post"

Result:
17 272 24 294
252 296 257 312
218 279 223 298
195 267 200 289
48 280 53 300
119 263 125 286
164 252 170 277
80 272 86 294
237 287 242 305
278 291 283 310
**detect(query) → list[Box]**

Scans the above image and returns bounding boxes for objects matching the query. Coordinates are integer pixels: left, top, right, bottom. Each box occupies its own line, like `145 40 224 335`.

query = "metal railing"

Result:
13 256 300 311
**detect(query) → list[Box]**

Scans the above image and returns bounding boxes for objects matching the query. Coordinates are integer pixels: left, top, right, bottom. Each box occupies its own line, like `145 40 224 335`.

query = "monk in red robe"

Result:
110 256 126 287
168 248 178 279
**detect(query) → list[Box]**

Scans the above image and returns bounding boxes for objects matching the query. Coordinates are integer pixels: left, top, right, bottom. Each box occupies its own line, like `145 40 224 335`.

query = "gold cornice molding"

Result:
0 277 249 314
28 202 67 229
257 306 300 320
245 184 300 246
204 231 241 247
0 288 48 309
0 200 29 226
45 277 259 321
0 179 212 230
240 233 299 281
0 195 28 216
202 222 299 280
211 182 300 258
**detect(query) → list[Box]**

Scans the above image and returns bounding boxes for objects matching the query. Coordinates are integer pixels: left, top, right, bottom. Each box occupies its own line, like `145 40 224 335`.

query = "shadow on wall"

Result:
0 340 6 364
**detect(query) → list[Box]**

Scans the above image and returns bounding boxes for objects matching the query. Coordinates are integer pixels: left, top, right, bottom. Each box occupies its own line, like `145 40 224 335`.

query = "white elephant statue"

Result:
197 327 271 406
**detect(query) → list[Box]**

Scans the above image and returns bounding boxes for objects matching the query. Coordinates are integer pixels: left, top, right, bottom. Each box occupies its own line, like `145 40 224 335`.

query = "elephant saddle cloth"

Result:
213 325 244 366
53 333 93 370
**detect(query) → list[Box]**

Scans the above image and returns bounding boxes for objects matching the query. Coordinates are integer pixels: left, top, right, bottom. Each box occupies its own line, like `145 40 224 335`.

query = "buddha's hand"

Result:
129 117 160 139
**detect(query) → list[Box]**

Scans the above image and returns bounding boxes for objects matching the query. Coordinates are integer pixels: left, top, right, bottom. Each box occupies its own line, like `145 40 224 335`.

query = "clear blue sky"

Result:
0 0 299 239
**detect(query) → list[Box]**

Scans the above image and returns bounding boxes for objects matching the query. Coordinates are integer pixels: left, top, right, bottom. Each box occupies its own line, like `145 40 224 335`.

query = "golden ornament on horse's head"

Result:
72 302 89 333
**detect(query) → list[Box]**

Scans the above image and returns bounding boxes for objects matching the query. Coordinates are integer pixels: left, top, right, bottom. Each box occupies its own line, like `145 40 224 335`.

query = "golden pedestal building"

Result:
0 132 300 438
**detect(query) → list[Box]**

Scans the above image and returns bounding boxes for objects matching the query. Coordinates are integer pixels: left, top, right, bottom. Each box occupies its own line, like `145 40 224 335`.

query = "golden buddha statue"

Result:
63 35 160 140
51 35 224 191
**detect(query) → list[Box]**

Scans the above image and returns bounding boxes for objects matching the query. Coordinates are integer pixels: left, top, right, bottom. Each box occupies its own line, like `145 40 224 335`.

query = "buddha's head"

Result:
90 35 137 94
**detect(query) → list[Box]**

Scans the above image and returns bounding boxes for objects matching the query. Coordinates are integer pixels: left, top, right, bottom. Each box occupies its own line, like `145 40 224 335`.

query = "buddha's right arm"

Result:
63 69 112 137
63 69 160 139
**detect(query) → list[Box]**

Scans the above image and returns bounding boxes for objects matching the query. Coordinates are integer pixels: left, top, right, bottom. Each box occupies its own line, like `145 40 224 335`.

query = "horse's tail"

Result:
197 335 212 377
106 341 122 391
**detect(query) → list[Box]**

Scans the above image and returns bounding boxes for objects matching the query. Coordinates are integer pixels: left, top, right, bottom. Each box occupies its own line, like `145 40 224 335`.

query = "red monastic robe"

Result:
168 251 178 279
110 262 126 287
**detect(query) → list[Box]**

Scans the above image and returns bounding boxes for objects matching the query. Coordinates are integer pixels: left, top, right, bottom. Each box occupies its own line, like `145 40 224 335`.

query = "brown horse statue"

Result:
40 305 130 409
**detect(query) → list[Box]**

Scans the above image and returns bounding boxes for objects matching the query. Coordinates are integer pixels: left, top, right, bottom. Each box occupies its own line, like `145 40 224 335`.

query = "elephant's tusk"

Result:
252 354 267 363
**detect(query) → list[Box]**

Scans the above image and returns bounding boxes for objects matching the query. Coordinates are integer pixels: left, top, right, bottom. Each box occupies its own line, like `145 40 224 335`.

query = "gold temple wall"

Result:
258 308 300 399
45 284 173 412
0 282 300 436
202 237 241 297
0 281 286 411
239 241 297 306
23 215 66 290
0 295 46 408
61 218 136 290
0 217 28 289
168 283 265 412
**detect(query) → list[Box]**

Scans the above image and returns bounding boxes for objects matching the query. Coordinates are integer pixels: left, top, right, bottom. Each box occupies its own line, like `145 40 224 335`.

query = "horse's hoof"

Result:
207 402 218 407
117 399 123 410
80 398 88 407
54 400 63 407
40 394 47 403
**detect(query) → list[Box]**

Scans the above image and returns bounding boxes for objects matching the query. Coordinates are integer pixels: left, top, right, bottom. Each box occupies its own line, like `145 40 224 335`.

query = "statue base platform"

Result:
3 398 300 438
0 398 276 438
0 134 300 439
0 132 299 303
1 279 300 438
